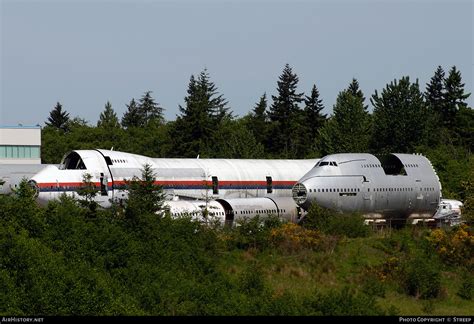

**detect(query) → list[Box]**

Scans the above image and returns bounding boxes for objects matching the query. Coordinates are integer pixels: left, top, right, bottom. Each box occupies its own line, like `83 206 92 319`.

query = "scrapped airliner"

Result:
26 150 449 226
292 153 443 223
28 149 317 225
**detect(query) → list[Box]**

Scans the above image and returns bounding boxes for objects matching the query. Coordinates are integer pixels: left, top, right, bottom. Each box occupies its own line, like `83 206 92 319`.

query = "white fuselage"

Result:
292 153 442 219
30 149 318 208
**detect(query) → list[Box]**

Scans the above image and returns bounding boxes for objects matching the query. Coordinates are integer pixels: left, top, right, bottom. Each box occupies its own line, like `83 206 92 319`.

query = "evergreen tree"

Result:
76 172 99 213
347 78 365 100
443 66 471 128
425 66 446 117
213 118 265 158
422 66 447 146
138 91 165 126
370 76 427 153
268 64 305 158
318 80 370 155
97 101 120 129
303 84 327 156
121 98 145 128
171 69 232 157
248 93 268 147
125 163 166 220
45 102 70 131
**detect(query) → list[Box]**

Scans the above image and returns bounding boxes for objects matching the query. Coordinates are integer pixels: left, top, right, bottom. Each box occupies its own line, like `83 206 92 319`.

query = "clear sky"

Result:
1 0 472 126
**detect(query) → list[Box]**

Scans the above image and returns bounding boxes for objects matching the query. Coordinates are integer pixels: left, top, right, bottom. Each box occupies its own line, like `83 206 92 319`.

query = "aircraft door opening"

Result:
100 173 108 196
212 176 219 195
266 176 273 194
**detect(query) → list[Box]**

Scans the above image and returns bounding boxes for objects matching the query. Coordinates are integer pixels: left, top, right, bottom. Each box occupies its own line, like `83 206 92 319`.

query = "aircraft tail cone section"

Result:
292 183 308 206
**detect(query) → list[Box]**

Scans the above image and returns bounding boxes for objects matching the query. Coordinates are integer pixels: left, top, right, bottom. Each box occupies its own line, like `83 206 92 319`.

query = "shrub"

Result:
457 272 473 300
400 254 441 299
303 204 370 238
426 225 474 267
226 215 283 250
270 223 321 252
305 288 386 315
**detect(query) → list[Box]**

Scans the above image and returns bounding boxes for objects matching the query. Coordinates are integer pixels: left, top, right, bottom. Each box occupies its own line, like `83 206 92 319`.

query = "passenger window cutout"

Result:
266 176 273 193
212 176 219 194
100 173 108 196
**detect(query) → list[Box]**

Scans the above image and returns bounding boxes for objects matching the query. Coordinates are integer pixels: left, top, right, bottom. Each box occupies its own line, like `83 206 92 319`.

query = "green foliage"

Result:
45 102 70 132
267 63 305 158
121 98 144 129
171 69 231 158
319 79 371 155
225 215 283 250
124 163 166 223
304 288 387 315
138 91 165 126
76 172 99 213
457 272 473 300
303 203 370 238
400 253 441 299
212 118 265 158
239 262 266 295
302 84 327 156
247 93 269 150
370 76 428 153
444 66 471 129
419 144 471 199
97 101 120 129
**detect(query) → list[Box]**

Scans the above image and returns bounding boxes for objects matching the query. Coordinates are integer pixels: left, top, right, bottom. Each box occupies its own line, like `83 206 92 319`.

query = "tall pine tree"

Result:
138 91 165 126
302 84 327 156
443 66 471 128
268 64 304 158
370 76 427 153
318 79 370 155
425 66 445 117
171 69 232 157
45 102 70 131
121 98 145 128
248 93 268 147
97 101 120 128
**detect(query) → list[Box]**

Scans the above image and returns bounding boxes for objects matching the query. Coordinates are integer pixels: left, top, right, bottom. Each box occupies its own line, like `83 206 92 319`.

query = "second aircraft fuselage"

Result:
292 153 442 219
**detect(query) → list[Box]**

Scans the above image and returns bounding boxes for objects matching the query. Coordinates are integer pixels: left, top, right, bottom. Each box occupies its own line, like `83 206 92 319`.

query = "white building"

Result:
0 126 41 164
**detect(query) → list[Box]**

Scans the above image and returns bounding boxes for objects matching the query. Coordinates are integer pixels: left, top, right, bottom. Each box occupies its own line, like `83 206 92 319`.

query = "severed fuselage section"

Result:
292 153 442 220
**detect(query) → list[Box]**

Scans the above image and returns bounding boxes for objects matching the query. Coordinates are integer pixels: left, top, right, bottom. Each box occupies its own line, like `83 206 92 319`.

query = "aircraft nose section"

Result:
292 182 308 206
27 179 39 198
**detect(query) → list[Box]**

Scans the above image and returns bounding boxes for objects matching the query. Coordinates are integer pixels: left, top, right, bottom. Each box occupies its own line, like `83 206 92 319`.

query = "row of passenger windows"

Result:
361 163 420 168
0 145 40 159
309 187 436 193
171 209 285 217
238 209 284 215
112 159 128 164
309 188 360 193
171 211 226 217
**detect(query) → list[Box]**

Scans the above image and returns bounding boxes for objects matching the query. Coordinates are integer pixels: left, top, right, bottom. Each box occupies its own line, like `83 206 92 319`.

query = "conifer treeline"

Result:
45 64 472 160
43 64 472 196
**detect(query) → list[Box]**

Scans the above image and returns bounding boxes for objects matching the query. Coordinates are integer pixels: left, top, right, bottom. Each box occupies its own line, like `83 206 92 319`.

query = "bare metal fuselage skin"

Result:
292 153 442 219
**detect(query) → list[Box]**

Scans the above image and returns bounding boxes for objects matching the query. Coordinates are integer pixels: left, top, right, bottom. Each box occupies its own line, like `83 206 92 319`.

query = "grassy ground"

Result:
217 229 473 316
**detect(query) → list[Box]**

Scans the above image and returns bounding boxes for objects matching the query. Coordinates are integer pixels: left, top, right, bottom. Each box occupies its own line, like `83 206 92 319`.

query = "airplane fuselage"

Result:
292 153 442 219
30 149 319 208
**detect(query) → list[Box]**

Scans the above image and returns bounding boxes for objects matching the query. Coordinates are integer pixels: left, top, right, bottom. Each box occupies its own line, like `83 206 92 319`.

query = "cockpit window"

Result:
316 161 337 167
60 151 86 170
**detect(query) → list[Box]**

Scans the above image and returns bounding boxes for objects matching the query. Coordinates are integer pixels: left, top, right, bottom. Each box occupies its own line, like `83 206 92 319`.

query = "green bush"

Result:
303 204 370 238
457 272 473 300
304 288 386 315
401 254 441 299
